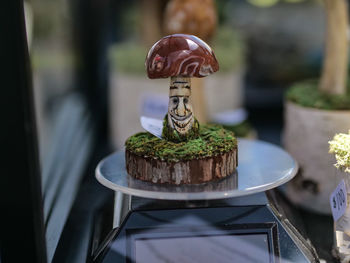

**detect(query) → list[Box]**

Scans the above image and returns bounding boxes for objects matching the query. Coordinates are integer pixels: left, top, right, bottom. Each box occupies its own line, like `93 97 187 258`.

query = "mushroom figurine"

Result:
145 34 219 142
125 34 237 185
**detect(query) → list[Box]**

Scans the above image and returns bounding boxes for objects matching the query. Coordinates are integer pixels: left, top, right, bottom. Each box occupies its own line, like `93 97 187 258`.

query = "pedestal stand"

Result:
93 139 319 263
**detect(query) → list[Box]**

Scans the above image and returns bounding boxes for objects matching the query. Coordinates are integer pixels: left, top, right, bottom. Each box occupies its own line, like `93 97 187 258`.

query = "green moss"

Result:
286 80 350 110
125 124 237 162
221 121 252 138
162 114 200 142
212 26 245 72
329 131 350 173
31 48 75 71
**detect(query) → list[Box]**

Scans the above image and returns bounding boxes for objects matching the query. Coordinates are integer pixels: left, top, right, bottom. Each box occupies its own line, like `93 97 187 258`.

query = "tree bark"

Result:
126 149 238 185
139 0 164 47
319 0 348 95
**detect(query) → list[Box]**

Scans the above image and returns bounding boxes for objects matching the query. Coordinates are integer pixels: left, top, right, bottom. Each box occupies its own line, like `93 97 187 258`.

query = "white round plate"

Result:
96 139 298 200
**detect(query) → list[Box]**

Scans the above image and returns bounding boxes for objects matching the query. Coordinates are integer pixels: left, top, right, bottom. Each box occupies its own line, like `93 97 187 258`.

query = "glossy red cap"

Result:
145 34 219 79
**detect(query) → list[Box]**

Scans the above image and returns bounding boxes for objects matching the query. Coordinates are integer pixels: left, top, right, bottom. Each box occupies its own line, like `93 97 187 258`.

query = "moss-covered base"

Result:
126 149 237 184
125 124 237 163
286 80 350 110
162 114 200 143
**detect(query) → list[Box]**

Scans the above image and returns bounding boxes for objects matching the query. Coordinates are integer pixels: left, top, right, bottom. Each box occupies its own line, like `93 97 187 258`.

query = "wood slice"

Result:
125 148 238 185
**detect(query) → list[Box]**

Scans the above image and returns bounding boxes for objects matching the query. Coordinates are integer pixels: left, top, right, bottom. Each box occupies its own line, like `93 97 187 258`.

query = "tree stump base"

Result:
125 148 238 185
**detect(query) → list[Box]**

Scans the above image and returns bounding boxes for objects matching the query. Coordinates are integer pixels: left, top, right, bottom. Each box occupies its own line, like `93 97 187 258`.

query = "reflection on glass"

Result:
135 234 270 263
29 0 75 161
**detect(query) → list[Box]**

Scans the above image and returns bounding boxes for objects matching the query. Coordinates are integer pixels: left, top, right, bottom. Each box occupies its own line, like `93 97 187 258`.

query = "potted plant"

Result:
284 0 350 214
329 131 350 262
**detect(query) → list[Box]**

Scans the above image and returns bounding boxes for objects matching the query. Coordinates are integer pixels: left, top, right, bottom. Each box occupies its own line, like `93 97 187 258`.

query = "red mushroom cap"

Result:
145 34 219 79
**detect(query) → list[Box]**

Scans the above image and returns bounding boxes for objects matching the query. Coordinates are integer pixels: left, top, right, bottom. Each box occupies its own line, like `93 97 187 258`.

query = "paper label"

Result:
330 179 347 221
140 116 163 139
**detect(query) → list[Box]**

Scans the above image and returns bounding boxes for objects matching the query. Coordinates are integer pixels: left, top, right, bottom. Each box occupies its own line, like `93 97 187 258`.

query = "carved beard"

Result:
169 112 194 135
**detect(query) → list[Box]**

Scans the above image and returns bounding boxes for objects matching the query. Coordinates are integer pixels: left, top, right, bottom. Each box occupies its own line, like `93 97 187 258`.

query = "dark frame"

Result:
0 0 111 262
0 1 47 262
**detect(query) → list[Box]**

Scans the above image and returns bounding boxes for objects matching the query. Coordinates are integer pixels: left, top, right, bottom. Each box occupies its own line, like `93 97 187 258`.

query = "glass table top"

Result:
95 139 298 200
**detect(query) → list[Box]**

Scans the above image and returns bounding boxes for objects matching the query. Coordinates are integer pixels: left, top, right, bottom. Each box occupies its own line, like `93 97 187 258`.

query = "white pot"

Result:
204 68 245 121
284 101 350 214
109 74 168 149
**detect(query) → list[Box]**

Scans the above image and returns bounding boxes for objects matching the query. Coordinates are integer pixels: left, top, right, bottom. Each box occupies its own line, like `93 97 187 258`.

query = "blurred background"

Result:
29 0 325 153
3 0 337 262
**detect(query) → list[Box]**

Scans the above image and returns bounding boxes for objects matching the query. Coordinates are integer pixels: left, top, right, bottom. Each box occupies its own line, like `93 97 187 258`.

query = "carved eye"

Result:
172 97 179 104
183 98 188 104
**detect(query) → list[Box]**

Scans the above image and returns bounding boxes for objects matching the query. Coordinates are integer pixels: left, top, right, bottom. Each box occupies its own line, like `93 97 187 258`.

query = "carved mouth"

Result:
170 112 192 121
170 113 193 129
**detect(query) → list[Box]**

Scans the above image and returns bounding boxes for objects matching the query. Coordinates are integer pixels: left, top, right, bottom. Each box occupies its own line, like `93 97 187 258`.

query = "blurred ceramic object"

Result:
205 69 244 121
163 0 216 42
110 74 167 148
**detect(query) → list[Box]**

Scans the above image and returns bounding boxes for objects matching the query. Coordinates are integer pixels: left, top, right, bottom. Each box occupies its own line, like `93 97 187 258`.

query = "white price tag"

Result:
140 116 163 139
330 180 347 221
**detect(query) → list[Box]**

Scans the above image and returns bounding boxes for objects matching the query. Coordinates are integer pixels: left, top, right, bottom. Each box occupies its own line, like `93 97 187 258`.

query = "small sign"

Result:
212 108 248 125
141 94 168 119
140 116 163 139
330 180 347 221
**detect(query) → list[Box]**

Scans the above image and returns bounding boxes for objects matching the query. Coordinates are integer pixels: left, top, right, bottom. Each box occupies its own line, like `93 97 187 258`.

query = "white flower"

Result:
329 131 350 173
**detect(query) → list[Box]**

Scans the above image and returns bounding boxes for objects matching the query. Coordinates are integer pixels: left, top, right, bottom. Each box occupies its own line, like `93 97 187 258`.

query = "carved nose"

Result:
177 100 186 116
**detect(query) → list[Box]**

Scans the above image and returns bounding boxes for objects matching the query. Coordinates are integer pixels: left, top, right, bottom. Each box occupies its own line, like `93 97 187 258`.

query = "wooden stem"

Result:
319 0 348 95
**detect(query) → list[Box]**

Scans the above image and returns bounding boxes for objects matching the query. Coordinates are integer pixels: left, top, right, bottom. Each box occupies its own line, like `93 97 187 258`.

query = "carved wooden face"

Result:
168 78 194 135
